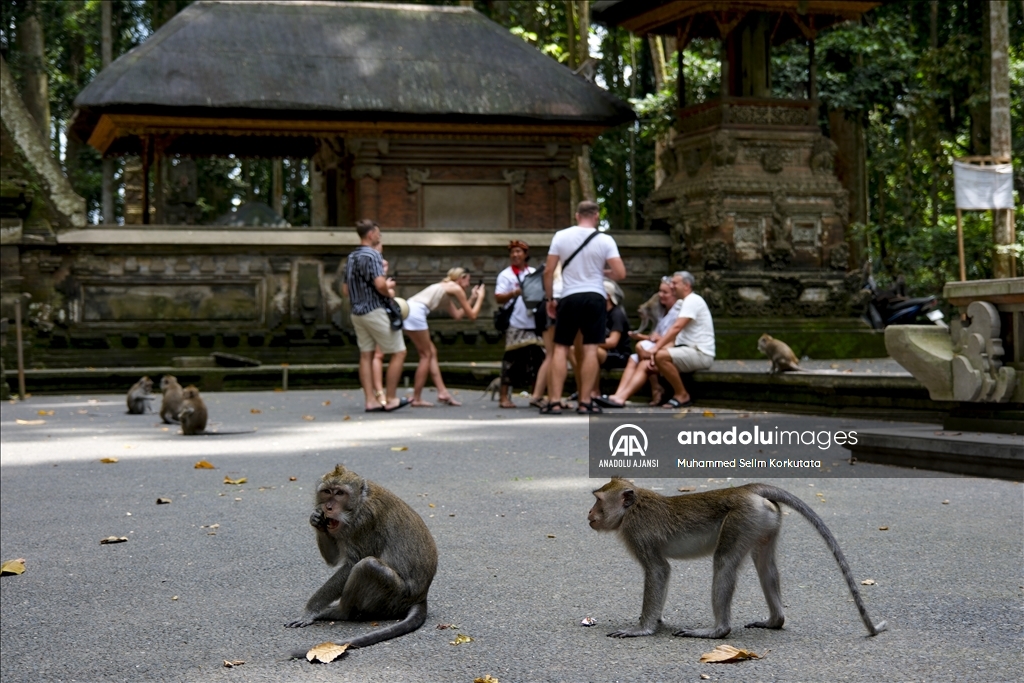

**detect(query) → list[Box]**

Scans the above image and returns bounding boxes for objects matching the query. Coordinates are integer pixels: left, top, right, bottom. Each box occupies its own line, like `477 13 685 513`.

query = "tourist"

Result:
636 270 715 408
495 240 546 408
528 262 561 408
542 201 626 414
404 268 485 406
594 276 681 407
574 279 629 401
346 219 410 412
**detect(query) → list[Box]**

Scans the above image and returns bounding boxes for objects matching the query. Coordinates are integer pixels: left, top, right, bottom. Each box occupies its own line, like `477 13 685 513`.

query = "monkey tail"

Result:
749 484 888 637
289 601 429 660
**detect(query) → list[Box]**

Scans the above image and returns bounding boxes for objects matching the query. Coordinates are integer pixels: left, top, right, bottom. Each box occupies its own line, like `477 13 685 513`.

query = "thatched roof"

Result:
73 1 633 151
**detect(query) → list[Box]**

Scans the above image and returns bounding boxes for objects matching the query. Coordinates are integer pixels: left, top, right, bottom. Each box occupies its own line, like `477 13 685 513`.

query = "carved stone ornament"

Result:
702 240 731 270
406 168 431 193
951 301 1017 402
683 148 703 177
502 169 527 194
353 164 382 180
548 167 574 182
711 131 737 167
810 136 838 174
760 147 785 174
829 242 850 271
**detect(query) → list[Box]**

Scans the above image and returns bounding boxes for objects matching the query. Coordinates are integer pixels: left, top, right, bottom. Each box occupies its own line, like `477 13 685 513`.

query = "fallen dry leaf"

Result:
302 415 315 421
322 400 331 406
343 415 351 421
223 476 247 485
546 534 556 539
1 558 26 576
673 409 690 418
861 579 876 585
15 419 45 425
37 410 54 416
391 446 408 451
700 675 711 680
306 641 349 663
194 460 216 469
223 660 244 668
250 408 262 414
201 523 220 529
449 634 473 646
171 595 178 600
703 410 715 418
700 644 761 663
942 500 950 505
678 486 696 492
580 617 596 626
289 476 297 481
100 536 128 544
156 497 172 505
100 457 119 464
878 526 889 531
474 676 499 683
428 503 435 508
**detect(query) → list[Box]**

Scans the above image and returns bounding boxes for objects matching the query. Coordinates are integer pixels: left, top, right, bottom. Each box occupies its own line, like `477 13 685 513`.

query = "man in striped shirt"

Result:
346 219 409 412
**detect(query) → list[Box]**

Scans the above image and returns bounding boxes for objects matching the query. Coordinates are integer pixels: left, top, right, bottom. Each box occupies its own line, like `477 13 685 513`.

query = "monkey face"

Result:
316 483 359 532
160 375 177 390
757 334 771 353
588 483 635 532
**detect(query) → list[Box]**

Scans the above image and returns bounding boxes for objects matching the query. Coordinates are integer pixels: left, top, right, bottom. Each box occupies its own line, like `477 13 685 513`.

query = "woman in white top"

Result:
404 267 485 406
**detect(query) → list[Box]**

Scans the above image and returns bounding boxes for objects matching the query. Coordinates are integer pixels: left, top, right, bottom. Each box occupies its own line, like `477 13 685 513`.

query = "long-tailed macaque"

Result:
757 334 802 374
126 376 154 414
286 465 438 654
177 385 208 435
159 375 184 424
588 478 886 639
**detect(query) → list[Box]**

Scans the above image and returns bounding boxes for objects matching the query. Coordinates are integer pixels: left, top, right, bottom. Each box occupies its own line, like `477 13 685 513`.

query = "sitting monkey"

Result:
287 465 438 655
757 334 802 374
126 376 154 414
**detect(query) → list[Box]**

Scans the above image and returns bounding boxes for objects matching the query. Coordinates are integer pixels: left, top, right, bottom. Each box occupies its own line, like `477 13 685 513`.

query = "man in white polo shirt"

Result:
637 270 714 408
542 201 626 414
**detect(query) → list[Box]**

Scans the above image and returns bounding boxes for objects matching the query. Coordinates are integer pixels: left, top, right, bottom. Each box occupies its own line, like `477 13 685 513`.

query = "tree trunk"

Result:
829 110 867 268
565 1 577 70
17 0 49 147
989 1 1015 278
101 0 115 223
969 1 991 155
272 159 284 217
576 1 597 205
649 36 670 190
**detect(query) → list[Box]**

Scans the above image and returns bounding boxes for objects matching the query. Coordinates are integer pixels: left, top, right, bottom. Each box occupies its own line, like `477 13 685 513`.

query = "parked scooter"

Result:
863 274 946 330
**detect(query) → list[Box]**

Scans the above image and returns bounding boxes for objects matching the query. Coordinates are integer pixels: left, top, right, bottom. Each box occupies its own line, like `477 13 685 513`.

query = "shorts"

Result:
630 339 656 364
602 349 630 370
351 307 406 355
668 345 714 373
554 292 606 346
403 300 430 332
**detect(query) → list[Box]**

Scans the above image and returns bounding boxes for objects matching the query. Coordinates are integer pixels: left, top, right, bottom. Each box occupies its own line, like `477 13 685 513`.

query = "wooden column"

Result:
153 138 165 225
140 136 152 225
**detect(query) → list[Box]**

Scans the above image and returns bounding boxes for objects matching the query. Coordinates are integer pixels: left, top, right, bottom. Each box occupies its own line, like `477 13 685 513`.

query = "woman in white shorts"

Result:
404 268 485 406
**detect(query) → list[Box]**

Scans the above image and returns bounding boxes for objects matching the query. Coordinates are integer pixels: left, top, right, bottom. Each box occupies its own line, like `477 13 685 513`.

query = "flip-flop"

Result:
593 395 625 409
384 397 412 412
499 402 517 409
663 398 693 409
365 406 385 413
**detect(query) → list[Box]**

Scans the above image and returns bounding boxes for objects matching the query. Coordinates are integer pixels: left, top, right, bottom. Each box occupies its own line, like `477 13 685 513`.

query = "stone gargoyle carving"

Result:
951 301 1017 402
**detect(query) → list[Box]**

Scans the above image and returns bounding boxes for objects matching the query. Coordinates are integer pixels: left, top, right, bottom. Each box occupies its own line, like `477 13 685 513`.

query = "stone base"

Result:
845 426 1024 481
715 317 885 360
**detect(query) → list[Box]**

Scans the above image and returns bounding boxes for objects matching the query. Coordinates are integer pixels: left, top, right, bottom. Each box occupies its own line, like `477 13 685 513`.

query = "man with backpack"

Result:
541 201 626 414
494 240 547 408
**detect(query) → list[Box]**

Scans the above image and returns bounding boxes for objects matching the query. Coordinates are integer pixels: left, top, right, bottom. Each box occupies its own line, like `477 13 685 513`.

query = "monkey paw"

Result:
309 509 326 530
284 616 315 628
607 628 654 638
673 627 731 638
744 618 784 629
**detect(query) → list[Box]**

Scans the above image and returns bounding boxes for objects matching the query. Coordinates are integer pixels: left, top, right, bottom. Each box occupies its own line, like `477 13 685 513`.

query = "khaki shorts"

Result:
351 307 406 355
668 345 714 373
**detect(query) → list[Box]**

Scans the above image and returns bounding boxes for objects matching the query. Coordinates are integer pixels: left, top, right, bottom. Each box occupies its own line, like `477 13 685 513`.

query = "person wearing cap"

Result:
495 240 546 408
403 268 485 407
345 219 410 412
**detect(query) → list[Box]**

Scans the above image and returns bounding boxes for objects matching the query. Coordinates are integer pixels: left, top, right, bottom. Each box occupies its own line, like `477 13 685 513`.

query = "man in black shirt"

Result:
346 219 409 412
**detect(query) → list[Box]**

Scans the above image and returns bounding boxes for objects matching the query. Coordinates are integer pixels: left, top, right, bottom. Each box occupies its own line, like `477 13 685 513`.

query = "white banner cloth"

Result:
953 161 1015 209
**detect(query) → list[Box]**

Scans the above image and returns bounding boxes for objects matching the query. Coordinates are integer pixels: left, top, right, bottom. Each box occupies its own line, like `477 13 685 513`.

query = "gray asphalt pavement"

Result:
1 388 1021 683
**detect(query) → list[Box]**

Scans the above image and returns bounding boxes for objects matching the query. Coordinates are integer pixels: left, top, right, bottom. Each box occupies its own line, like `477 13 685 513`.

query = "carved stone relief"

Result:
502 169 527 194
951 301 1017 402
711 131 737 167
406 168 431 193
810 136 838 174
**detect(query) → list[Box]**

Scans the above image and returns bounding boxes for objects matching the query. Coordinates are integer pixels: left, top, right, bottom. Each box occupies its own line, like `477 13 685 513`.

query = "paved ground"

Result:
1 389 1021 683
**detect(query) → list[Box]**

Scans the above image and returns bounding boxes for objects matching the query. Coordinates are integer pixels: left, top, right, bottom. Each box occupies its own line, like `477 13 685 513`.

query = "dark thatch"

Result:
73 0 634 140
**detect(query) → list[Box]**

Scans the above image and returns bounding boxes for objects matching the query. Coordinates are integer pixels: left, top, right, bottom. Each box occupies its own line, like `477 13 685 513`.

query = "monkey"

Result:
757 334 802 374
177 385 208 435
588 478 886 639
126 376 155 414
159 375 184 424
633 292 667 335
481 376 501 400
286 464 438 657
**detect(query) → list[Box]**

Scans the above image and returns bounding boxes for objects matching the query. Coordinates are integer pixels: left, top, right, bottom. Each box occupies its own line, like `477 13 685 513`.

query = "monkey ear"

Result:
621 489 636 508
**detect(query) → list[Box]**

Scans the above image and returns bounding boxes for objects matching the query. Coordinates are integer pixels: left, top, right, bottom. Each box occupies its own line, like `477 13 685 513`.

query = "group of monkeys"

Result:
284 465 886 661
125 374 207 435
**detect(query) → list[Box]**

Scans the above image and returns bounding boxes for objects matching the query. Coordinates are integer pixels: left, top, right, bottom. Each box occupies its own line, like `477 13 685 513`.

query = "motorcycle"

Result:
863 274 946 330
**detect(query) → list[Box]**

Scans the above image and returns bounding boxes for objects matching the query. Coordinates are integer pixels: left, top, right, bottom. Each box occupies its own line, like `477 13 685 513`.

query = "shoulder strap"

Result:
562 230 600 271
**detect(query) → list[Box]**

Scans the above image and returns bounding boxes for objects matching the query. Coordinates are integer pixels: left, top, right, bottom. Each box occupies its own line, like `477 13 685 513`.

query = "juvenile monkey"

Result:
634 292 666 335
159 375 184 423
481 376 501 400
126 376 154 414
589 478 886 639
286 464 438 654
757 334 802 374
177 385 208 435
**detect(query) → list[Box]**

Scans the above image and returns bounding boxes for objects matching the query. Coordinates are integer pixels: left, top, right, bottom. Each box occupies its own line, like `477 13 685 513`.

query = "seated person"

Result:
594 277 681 408
576 280 630 401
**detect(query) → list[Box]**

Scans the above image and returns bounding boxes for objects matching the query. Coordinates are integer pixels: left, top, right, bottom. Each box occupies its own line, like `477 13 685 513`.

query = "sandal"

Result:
539 402 562 415
576 402 603 414
528 397 545 409
593 395 625 409
384 397 412 412
663 397 693 409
